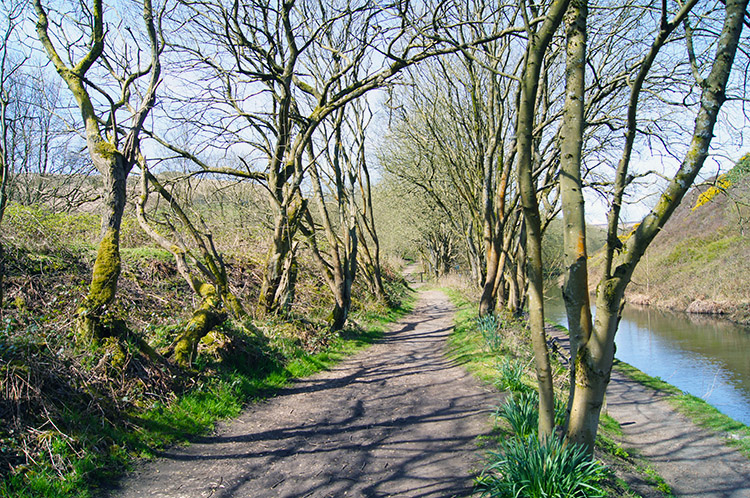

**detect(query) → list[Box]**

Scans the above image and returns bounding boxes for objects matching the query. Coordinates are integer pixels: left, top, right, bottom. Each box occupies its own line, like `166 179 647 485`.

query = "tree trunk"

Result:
479 234 502 316
566 0 746 452
273 242 299 313
76 145 128 343
173 284 227 367
515 0 570 438
260 197 306 313
558 0 593 433
259 209 291 313
357 225 387 302
0 239 4 309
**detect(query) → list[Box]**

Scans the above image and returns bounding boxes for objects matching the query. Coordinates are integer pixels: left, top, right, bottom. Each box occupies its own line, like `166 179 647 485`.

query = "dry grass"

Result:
435 272 481 301
589 176 750 324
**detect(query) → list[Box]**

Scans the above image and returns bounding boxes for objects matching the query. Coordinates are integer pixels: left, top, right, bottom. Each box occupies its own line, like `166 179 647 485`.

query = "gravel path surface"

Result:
607 372 750 497
107 290 497 498
549 329 750 498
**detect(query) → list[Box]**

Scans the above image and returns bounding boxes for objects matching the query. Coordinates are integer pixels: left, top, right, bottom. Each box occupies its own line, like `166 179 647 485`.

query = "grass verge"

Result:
442 288 672 497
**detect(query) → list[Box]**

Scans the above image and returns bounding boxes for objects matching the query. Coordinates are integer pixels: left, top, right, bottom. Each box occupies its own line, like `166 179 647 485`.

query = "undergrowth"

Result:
0 205 414 498
442 288 666 497
0 299 412 498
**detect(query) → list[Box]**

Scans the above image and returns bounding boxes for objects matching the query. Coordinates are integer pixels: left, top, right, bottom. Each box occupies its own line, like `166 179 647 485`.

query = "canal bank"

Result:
545 327 750 498
544 286 750 426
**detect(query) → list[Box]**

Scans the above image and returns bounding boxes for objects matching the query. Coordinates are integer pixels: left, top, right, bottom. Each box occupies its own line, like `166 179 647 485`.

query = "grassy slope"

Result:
0 204 412 498
590 173 750 324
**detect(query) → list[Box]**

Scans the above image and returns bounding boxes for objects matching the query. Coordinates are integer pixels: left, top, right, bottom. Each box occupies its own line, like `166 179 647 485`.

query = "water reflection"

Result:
544 287 750 426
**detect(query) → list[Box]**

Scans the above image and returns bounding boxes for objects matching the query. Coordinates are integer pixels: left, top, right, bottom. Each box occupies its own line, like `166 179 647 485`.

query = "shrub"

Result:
478 436 608 498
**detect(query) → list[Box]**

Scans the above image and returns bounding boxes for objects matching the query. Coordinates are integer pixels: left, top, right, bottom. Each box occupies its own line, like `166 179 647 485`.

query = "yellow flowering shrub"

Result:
692 152 750 211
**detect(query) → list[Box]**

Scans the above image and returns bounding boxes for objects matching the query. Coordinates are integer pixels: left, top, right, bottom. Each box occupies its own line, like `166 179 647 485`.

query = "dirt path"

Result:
549 330 750 498
107 290 497 498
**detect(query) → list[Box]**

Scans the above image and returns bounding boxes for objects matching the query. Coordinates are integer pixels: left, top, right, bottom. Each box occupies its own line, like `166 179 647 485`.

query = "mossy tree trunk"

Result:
77 149 128 342
173 284 227 368
565 0 744 454
136 161 245 367
34 0 161 344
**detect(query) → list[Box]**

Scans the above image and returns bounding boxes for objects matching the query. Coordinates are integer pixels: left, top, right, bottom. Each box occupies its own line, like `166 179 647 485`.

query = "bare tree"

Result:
164 0 512 315
33 0 163 343
561 0 746 453
135 158 249 366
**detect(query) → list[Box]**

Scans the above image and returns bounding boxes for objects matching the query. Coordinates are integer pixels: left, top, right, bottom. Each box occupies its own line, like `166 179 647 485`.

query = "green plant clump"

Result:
495 358 531 393
495 391 538 440
477 435 609 498
477 313 503 351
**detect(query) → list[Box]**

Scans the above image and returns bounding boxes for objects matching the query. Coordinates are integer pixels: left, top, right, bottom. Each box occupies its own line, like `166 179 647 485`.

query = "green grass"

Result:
614 360 750 458
442 290 682 497
0 298 413 498
595 414 630 460
613 360 681 395
662 234 743 268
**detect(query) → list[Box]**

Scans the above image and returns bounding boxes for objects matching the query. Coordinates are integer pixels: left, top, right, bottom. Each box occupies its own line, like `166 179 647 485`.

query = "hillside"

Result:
0 201 407 497
623 156 750 324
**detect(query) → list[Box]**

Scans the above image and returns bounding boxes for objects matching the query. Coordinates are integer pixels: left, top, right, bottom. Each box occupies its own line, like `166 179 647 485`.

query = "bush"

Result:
478 436 608 498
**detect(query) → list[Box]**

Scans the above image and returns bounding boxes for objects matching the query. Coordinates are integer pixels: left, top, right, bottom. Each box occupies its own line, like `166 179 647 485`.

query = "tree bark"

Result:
566 0 745 452
77 149 128 342
34 0 160 344
558 0 593 433
173 284 227 368
515 0 570 438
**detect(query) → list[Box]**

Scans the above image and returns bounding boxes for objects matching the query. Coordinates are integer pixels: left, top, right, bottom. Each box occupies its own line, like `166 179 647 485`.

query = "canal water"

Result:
544 287 750 426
